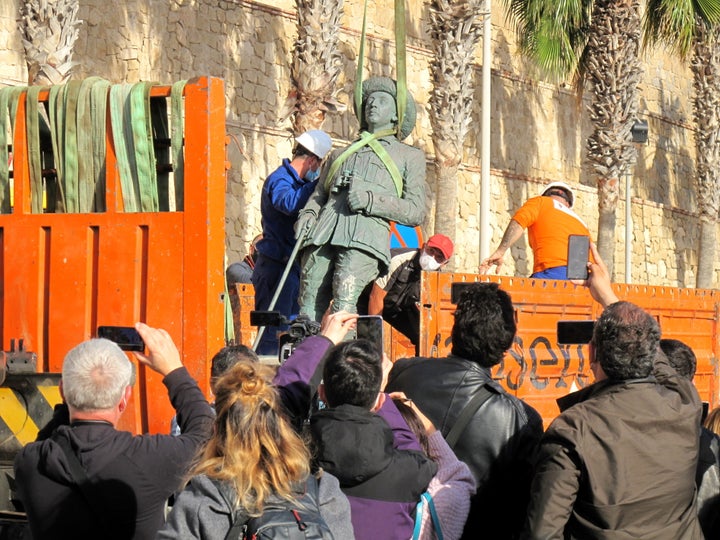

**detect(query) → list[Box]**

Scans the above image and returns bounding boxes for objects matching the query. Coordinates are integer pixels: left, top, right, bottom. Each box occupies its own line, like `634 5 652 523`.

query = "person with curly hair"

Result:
157 360 353 539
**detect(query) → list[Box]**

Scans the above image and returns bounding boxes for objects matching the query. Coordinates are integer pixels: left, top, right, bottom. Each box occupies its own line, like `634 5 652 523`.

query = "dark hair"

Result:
292 144 316 159
593 302 659 380
544 189 571 206
451 283 516 367
211 345 259 388
659 338 697 380
322 340 382 409
393 399 430 456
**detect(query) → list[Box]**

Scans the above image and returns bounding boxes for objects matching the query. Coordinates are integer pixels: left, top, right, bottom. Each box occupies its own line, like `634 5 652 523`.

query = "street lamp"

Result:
625 119 649 283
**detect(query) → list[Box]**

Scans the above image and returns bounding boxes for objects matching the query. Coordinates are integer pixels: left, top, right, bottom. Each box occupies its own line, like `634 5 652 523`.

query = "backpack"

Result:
216 475 334 540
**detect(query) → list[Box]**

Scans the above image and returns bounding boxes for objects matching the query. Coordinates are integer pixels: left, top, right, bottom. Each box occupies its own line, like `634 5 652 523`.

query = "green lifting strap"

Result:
323 129 403 197
0 88 21 213
25 85 46 214
171 80 186 211
354 0 370 123
130 81 159 212
395 0 407 139
91 79 111 212
110 83 138 211
62 80 82 213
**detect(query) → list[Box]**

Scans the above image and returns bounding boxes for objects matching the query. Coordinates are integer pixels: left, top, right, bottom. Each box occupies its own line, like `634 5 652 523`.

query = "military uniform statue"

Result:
294 77 427 323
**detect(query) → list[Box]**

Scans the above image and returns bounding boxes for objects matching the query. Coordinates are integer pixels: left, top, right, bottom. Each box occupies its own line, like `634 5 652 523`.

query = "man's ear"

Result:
59 380 65 402
118 385 132 413
371 392 386 412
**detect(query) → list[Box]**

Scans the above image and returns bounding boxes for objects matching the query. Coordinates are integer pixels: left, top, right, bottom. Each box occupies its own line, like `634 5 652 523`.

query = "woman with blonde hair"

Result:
157 360 353 539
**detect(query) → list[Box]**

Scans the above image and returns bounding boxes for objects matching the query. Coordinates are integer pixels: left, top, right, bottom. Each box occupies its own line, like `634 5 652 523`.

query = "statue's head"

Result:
355 77 417 140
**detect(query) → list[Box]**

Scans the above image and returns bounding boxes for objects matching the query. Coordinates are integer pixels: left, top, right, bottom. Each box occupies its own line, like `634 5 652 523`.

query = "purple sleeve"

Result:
273 336 333 421
377 395 423 451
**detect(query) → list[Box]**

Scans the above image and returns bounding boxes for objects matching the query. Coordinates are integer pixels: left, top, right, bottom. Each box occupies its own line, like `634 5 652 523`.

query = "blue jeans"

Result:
531 266 568 280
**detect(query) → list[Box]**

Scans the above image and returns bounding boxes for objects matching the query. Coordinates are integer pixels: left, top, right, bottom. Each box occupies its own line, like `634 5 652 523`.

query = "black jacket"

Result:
386 355 543 540
310 403 437 540
14 367 214 540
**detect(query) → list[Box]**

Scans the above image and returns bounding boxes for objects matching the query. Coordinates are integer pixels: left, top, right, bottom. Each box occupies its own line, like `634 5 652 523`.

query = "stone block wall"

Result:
0 0 715 288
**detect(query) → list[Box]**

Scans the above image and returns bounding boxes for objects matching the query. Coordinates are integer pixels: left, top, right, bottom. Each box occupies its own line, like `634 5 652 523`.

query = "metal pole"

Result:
252 229 307 351
479 0 492 261
625 171 632 283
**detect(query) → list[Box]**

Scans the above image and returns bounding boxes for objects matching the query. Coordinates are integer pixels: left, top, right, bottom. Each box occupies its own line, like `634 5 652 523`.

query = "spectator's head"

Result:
61 338 135 413
704 407 720 437
210 344 258 392
542 181 575 207
420 234 454 271
659 338 697 380
451 283 516 368
194 360 310 514
320 339 384 410
592 301 659 381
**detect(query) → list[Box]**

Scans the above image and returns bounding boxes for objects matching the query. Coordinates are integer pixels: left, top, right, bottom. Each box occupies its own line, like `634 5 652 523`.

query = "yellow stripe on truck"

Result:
0 387 39 444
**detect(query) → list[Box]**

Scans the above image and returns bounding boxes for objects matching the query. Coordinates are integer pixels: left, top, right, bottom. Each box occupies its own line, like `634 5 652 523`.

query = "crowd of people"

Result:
11 76 720 539
12 244 720 539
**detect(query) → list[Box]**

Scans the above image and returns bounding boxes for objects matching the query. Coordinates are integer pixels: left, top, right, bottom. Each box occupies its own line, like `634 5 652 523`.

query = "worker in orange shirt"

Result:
479 182 592 280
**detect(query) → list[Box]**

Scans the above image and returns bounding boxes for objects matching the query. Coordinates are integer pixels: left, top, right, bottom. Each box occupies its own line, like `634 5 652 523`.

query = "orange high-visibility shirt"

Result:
512 196 591 274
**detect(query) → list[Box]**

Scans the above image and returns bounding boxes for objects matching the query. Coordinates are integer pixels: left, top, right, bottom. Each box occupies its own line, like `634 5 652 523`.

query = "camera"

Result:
250 310 320 362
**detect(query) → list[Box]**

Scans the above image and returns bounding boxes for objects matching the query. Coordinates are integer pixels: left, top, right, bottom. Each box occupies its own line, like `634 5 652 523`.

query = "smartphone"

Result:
556 320 595 345
566 235 590 280
356 315 384 353
97 325 145 351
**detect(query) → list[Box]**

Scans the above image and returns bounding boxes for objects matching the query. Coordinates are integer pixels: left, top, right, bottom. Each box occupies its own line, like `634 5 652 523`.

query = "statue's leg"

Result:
298 244 335 323
331 248 380 313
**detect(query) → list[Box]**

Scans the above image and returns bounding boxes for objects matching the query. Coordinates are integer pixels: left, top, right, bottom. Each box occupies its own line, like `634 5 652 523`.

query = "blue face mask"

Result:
305 168 320 182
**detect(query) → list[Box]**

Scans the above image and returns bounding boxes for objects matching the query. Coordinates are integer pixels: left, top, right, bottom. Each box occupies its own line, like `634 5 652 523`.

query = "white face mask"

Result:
419 252 442 271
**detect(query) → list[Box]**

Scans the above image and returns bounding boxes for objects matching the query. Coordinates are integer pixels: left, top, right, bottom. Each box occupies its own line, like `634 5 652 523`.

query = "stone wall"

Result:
0 0 714 287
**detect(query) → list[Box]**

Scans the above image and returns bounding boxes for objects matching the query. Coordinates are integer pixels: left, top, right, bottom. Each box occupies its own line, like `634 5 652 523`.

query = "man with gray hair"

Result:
524 264 704 538
14 323 214 540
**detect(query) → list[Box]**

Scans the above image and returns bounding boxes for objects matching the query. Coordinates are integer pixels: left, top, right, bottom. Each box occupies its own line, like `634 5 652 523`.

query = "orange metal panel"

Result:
0 77 226 435
421 273 720 426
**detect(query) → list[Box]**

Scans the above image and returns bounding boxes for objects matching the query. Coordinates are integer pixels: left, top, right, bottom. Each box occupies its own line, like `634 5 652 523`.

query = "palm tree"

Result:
287 0 346 133
428 0 485 245
644 1 720 288
503 0 643 278
20 0 82 86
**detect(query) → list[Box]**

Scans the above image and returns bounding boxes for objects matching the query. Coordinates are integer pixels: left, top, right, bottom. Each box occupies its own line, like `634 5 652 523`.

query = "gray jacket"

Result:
156 471 354 539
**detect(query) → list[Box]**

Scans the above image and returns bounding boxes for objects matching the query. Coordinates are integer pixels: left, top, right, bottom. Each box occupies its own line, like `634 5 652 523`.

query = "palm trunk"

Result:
585 0 642 281
433 161 459 240
692 21 720 289
290 0 345 132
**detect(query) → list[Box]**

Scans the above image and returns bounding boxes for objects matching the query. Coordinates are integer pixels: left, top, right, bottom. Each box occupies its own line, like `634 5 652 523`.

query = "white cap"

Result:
295 130 332 160
542 181 575 207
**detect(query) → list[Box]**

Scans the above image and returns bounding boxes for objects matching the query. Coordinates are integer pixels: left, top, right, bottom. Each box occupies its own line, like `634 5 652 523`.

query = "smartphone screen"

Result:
356 315 384 353
97 326 145 351
567 235 590 280
556 320 595 345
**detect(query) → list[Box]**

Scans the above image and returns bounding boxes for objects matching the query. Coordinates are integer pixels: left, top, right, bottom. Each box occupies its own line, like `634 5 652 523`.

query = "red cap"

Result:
426 234 454 260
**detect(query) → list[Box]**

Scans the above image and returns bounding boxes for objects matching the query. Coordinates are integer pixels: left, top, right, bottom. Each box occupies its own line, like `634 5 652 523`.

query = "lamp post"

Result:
626 119 649 283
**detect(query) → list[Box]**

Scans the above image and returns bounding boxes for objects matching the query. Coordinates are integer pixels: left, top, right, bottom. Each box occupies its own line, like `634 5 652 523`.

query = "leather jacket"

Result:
386 355 543 540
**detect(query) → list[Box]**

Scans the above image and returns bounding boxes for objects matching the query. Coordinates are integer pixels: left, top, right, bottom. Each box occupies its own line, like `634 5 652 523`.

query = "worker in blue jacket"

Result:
252 130 332 355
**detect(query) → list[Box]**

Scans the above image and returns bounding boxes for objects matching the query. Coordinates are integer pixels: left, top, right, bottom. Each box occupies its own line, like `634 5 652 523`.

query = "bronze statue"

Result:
294 77 427 323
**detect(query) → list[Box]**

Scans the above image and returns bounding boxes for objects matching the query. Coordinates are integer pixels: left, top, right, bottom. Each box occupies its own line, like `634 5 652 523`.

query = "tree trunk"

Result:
596 176 619 277
691 21 720 289
697 219 717 288
433 161 459 241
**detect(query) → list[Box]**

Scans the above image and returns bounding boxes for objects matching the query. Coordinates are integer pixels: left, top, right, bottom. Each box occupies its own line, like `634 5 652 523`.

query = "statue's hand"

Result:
294 211 316 240
347 185 372 214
